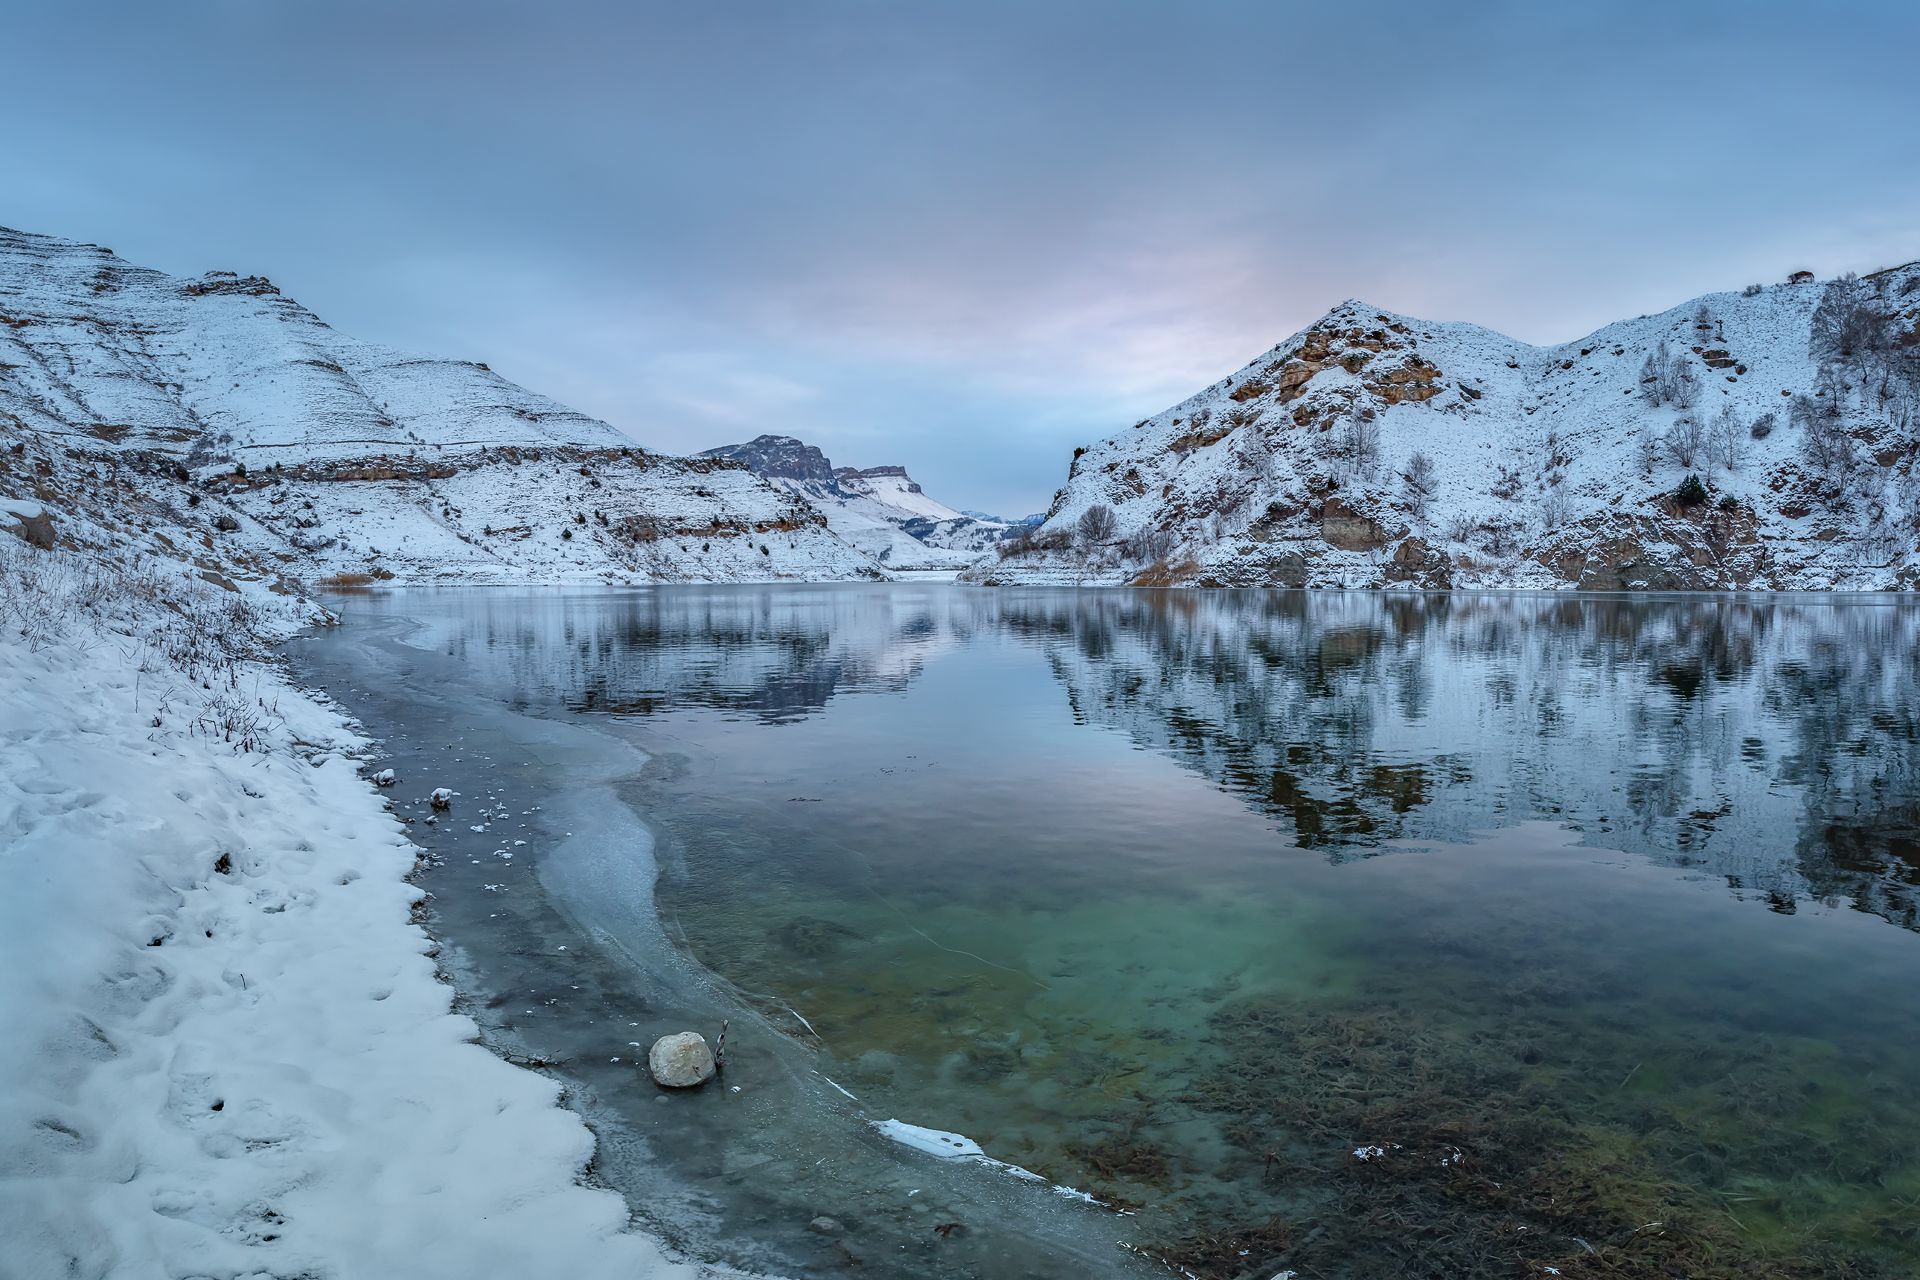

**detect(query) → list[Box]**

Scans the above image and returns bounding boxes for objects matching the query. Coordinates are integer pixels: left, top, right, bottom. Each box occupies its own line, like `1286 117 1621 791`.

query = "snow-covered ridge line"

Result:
0 521 715 1276
700 434 1010 570
973 262 1920 591
0 224 885 584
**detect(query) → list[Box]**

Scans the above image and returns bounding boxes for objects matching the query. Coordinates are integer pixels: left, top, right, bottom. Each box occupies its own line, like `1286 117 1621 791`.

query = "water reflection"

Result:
306 586 1920 1279
411 586 1920 931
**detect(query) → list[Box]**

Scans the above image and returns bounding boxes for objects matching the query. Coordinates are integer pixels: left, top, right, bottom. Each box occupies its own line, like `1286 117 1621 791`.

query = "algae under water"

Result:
297 586 1920 1279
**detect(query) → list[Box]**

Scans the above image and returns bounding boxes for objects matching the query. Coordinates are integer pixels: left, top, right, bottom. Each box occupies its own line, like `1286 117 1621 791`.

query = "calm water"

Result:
292 586 1920 1280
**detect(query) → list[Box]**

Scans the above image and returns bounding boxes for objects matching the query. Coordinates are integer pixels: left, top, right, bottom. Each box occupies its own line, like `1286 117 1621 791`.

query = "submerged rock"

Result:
648 1031 716 1088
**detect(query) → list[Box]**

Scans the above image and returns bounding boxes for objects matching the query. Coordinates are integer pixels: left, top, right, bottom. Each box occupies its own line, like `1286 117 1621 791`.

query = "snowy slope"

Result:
700 435 1009 569
0 226 883 584
972 264 1920 590
0 524 723 1278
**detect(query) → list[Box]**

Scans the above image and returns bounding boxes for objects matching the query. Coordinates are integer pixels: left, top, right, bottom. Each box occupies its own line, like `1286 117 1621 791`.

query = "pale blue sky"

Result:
6 1 1917 514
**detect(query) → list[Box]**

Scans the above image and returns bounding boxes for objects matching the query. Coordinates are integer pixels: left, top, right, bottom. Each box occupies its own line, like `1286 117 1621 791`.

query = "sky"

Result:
6 2 1919 516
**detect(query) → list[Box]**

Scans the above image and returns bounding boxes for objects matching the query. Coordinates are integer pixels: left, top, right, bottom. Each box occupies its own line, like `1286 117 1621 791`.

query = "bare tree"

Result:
1710 404 1743 472
1540 483 1573 530
1639 346 1674 405
1122 526 1176 563
1328 410 1380 479
1793 393 1854 475
1665 414 1706 469
1636 432 1661 477
1803 416 1856 476
1811 273 1892 376
1403 450 1436 516
1815 363 1849 417
1671 360 1701 410
1076 503 1118 548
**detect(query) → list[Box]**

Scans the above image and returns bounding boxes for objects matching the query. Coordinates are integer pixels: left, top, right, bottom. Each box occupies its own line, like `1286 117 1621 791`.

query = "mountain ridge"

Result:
0 225 884 585
969 261 1920 590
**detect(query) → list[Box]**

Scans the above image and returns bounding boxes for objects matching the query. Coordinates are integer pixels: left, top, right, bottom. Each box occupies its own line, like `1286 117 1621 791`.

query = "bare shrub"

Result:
1710 405 1744 472
1539 485 1573 530
1122 526 1176 563
1403 451 1436 516
1639 345 1676 405
1811 273 1892 373
1665 414 1706 469
1672 361 1701 410
1636 433 1661 476
1332 412 1380 478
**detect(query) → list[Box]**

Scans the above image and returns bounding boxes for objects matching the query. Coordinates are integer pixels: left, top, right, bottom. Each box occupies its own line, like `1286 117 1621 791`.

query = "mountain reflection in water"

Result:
430 586 1920 932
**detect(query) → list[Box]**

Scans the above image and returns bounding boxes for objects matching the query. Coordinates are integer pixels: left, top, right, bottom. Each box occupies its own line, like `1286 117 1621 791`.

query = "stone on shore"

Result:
648 1031 717 1088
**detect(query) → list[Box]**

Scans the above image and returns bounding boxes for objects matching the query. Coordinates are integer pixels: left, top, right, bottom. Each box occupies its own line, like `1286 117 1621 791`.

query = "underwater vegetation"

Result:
1164 982 1920 1279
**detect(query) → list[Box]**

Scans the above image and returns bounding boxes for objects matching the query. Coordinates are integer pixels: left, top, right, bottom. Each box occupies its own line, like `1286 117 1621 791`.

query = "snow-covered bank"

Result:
0 540 707 1279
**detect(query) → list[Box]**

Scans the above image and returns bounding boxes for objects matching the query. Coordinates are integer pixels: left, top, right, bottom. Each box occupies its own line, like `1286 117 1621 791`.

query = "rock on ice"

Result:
647 1032 717 1088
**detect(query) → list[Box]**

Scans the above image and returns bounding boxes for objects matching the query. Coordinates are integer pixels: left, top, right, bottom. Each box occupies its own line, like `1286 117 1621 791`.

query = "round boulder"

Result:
648 1031 717 1088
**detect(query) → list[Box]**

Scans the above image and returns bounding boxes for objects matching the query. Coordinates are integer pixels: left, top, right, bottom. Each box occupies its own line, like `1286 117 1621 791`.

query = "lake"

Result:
291 586 1920 1280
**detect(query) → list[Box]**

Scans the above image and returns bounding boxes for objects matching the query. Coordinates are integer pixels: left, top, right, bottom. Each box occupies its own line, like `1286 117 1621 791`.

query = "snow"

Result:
0 497 45 521
699 437 1009 570
0 538 716 1279
0 225 887 586
972 264 1920 590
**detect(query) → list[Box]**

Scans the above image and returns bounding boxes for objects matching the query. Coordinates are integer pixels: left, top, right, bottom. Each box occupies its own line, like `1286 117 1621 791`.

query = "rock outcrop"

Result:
1 498 54 549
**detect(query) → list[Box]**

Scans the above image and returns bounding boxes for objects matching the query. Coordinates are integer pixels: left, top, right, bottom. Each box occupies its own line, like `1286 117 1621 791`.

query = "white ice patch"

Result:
873 1119 986 1160
870 1119 1105 1206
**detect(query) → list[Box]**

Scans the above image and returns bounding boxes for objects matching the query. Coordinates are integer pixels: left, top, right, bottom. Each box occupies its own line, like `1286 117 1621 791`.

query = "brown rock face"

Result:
1320 498 1393 551
1274 360 1325 400
1373 357 1445 404
1384 536 1451 588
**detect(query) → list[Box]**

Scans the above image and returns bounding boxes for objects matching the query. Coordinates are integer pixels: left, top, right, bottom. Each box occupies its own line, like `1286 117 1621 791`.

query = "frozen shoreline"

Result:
0 546 716 1279
288 588 1149 1278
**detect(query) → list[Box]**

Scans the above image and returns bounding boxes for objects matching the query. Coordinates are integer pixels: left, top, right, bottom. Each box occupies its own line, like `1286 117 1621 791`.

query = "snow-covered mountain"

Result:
970 263 1920 590
700 434 1010 569
0 226 884 584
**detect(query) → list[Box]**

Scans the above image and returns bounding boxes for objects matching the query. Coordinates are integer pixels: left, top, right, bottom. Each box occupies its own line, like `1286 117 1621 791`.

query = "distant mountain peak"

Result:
702 432 1007 568
699 434 839 485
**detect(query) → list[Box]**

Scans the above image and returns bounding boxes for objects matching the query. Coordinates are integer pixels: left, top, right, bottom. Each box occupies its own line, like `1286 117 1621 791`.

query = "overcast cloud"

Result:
6 1 1917 514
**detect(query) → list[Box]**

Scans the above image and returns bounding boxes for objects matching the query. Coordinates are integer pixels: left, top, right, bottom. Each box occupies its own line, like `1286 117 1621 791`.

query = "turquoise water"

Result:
295 587 1920 1279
